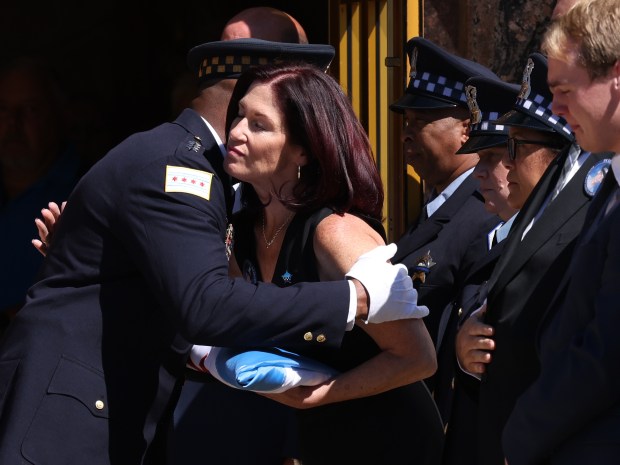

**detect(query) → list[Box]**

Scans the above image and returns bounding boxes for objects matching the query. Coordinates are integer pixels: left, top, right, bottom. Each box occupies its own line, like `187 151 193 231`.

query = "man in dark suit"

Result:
456 51 612 465
0 39 424 465
389 37 500 427
503 1 620 463
440 75 520 465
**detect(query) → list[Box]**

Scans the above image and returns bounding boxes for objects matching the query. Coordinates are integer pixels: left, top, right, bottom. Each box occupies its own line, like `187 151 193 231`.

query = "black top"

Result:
233 206 444 465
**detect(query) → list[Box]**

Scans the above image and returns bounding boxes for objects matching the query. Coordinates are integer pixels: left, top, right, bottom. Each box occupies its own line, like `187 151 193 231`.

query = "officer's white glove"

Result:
345 243 429 324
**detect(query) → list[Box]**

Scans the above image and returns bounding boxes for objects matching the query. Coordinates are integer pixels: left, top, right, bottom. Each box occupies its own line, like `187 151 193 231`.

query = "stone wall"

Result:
424 0 557 82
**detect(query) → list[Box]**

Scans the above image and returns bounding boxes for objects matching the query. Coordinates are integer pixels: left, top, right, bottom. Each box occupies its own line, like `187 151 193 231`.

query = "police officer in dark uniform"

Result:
0 39 423 465
440 75 521 465
456 52 612 465
389 37 500 425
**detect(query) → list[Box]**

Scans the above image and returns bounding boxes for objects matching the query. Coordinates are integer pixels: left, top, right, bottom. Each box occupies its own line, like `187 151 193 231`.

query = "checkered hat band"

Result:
412 71 467 103
470 121 508 133
516 96 573 137
471 111 500 123
198 55 269 78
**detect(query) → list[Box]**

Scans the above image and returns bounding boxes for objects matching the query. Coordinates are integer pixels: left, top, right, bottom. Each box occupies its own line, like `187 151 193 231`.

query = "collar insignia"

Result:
187 135 202 152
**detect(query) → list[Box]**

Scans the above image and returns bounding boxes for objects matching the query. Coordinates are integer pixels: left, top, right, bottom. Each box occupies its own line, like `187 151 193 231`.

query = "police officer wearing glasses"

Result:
506 136 566 162
456 52 612 465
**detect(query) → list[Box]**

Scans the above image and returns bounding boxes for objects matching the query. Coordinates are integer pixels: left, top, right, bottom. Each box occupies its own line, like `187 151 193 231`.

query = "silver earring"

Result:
297 165 301 180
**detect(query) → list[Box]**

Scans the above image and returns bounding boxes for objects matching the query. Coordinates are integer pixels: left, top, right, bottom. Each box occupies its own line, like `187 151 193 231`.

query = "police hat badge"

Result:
409 46 419 80
493 53 574 142
456 76 520 155
411 250 436 284
517 58 534 100
584 158 612 197
465 85 482 125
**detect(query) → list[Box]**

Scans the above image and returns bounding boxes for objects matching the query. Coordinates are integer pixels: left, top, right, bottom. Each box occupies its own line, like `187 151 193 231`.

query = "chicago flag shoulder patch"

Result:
165 165 213 201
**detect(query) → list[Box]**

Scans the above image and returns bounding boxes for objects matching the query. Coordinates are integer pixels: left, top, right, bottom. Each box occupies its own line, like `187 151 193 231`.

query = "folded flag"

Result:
188 345 339 393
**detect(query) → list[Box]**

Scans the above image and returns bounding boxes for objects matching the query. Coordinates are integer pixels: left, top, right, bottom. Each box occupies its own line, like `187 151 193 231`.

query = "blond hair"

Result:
542 0 620 80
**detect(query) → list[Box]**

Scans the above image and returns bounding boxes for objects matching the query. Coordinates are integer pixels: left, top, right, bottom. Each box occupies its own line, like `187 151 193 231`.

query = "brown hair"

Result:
226 63 384 221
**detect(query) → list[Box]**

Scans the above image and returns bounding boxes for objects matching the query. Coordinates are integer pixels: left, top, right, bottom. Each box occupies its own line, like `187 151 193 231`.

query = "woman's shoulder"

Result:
315 210 386 242
312 211 384 280
314 211 385 252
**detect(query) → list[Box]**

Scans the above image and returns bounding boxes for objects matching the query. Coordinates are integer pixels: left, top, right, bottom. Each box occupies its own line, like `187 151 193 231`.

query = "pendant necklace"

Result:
262 211 294 248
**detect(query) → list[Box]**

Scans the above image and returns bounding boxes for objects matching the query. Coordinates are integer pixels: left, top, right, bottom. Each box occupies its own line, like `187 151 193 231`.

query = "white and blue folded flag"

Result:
188 345 339 393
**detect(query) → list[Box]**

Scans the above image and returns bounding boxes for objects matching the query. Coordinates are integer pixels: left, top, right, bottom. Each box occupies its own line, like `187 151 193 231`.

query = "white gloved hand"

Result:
345 243 429 324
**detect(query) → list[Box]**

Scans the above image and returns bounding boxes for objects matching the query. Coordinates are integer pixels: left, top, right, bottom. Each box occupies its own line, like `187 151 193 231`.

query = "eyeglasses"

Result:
507 137 566 161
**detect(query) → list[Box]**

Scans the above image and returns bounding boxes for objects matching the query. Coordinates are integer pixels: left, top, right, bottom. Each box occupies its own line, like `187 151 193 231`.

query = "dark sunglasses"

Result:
507 137 567 161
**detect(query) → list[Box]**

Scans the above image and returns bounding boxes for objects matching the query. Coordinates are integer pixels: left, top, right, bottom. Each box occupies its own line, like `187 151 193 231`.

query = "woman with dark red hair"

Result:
222 62 440 465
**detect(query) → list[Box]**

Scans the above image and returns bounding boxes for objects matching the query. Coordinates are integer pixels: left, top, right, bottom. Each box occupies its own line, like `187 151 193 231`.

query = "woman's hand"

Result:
32 201 66 256
259 381 334 409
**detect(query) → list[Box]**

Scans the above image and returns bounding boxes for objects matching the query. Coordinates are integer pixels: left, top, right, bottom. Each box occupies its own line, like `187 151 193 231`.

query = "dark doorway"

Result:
0 1 328 166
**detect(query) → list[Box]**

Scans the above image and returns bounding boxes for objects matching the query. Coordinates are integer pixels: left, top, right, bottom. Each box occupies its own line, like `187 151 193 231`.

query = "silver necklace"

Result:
262 211 294 248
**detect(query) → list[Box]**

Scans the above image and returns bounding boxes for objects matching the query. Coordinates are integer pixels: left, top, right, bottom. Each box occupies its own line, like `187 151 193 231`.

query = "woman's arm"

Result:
262 213 436 408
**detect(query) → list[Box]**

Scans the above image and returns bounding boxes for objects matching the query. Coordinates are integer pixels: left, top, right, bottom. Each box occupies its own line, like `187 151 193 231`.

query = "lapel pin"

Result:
412 250 436 284
584 158 611 197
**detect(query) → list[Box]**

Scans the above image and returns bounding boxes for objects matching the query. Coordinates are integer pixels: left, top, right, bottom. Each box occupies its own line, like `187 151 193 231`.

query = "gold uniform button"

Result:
316 334 326 343
303 332 313 341
95 400 105 410
457 307 463 317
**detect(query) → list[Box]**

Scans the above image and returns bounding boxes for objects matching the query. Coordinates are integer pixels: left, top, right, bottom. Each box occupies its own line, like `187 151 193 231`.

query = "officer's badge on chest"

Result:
411 250 436 284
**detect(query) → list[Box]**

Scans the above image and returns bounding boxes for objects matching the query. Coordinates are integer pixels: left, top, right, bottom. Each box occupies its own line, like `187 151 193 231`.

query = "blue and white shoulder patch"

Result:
165 165 213 200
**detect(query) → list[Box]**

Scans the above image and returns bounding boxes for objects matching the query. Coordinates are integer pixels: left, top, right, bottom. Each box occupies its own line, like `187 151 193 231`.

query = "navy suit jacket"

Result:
475 150 611 465
441 230 506 465
0 109 351 465
395 173 498 424
503 169 620 465
395 173 498 346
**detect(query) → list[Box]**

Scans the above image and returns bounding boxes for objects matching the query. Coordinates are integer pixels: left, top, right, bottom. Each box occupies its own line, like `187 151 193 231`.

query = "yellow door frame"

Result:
329 0 423 242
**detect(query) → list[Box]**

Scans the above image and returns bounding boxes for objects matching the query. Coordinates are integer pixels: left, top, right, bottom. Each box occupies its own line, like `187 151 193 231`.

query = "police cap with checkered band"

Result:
187 38 335 82
492 52 574 143
390 37 499 113
456 76 521 154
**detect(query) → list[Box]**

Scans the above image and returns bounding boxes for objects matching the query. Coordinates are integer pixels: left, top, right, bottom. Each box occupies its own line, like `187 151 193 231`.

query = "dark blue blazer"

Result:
441 230 506 465
394 173 498 428
475 150 611 465
503 169 620 465
394 173 498 346
0 109 351 465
